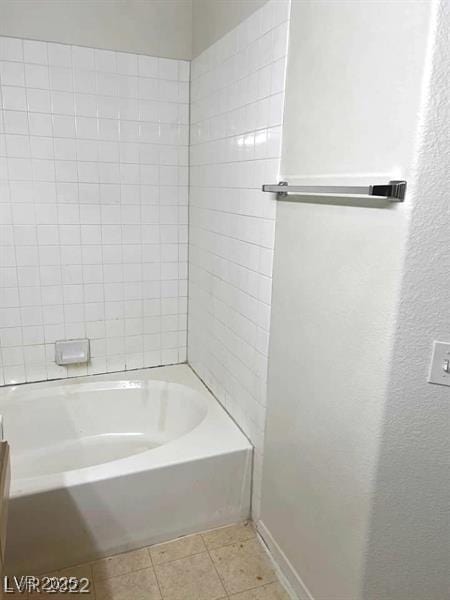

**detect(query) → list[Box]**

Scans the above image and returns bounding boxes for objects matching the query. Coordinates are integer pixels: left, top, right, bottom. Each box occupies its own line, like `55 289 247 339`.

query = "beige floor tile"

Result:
43 590 95 600
16 566 94 599
51 564 95 600
202 521 256 550
150 533 206 565
229 582 291 599
210 538 277 595
3 576 29 599
27 563 95 600
94 567 160 600
34 582 95 600
154 552 226 600
54 562 93 579
91 548 151 581
7 564 95 600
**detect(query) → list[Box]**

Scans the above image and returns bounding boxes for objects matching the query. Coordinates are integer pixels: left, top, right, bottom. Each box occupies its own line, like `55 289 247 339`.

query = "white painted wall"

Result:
192 0 268 57
0 0 192 59
282 0 432 184
0 37 189 384
259 1 443 599
362 3 450 597
188 0 290 518
0 0 269 60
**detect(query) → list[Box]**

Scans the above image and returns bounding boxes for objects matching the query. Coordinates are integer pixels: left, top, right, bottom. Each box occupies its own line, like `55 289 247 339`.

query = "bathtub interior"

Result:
0 378 209 480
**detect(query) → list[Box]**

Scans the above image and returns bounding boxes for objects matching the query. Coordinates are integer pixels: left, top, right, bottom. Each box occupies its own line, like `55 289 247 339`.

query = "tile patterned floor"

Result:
18 522 291 599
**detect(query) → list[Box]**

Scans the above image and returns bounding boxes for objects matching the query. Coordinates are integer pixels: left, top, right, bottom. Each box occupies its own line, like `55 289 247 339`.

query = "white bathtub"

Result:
0 365 252 574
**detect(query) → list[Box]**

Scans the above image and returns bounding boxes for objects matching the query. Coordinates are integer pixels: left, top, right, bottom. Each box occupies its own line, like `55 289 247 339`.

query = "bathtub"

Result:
0 364 252 574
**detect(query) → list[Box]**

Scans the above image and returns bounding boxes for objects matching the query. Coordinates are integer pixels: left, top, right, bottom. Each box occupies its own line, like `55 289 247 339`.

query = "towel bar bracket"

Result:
369 181 407 201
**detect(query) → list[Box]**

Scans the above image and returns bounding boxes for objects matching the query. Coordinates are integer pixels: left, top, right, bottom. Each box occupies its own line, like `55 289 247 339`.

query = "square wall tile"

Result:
0 35 188 385
188 0 290 519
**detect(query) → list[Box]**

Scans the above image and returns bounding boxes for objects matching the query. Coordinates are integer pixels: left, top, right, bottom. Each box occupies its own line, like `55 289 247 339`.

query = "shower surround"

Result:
0 38 189 384
188 0 290 516
0 0 291 521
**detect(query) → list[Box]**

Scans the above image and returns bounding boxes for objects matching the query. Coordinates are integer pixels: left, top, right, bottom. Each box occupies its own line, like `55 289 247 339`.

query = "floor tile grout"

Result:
32 521 288 600
87 563 97 600
205 542 229 598
205 531 278 598
147 547 164 600
93 562 153 582
149 546 208 566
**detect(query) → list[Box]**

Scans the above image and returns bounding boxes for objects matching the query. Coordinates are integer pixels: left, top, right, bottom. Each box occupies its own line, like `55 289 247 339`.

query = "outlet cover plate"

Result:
428 341 450 387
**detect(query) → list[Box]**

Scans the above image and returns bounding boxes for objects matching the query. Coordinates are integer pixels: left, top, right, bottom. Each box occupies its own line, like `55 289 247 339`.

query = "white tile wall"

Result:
0 37 189 385
188 0 290 517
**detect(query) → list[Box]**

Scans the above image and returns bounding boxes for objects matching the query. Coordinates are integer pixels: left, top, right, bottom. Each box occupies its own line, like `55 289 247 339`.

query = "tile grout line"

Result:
147 546 164 600
93 563 150 582
203 538 230 599
149 547 208 566
89 563 98 600
203 527 279 598
39 522 277 598
141 522 257 567
200 526 267 598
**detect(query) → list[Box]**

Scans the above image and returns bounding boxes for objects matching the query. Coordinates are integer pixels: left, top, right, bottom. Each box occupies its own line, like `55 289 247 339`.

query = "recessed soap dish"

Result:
55 339 90 365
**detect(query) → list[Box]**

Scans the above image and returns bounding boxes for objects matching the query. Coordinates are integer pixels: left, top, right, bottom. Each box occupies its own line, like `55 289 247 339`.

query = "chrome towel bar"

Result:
262 180 407 202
